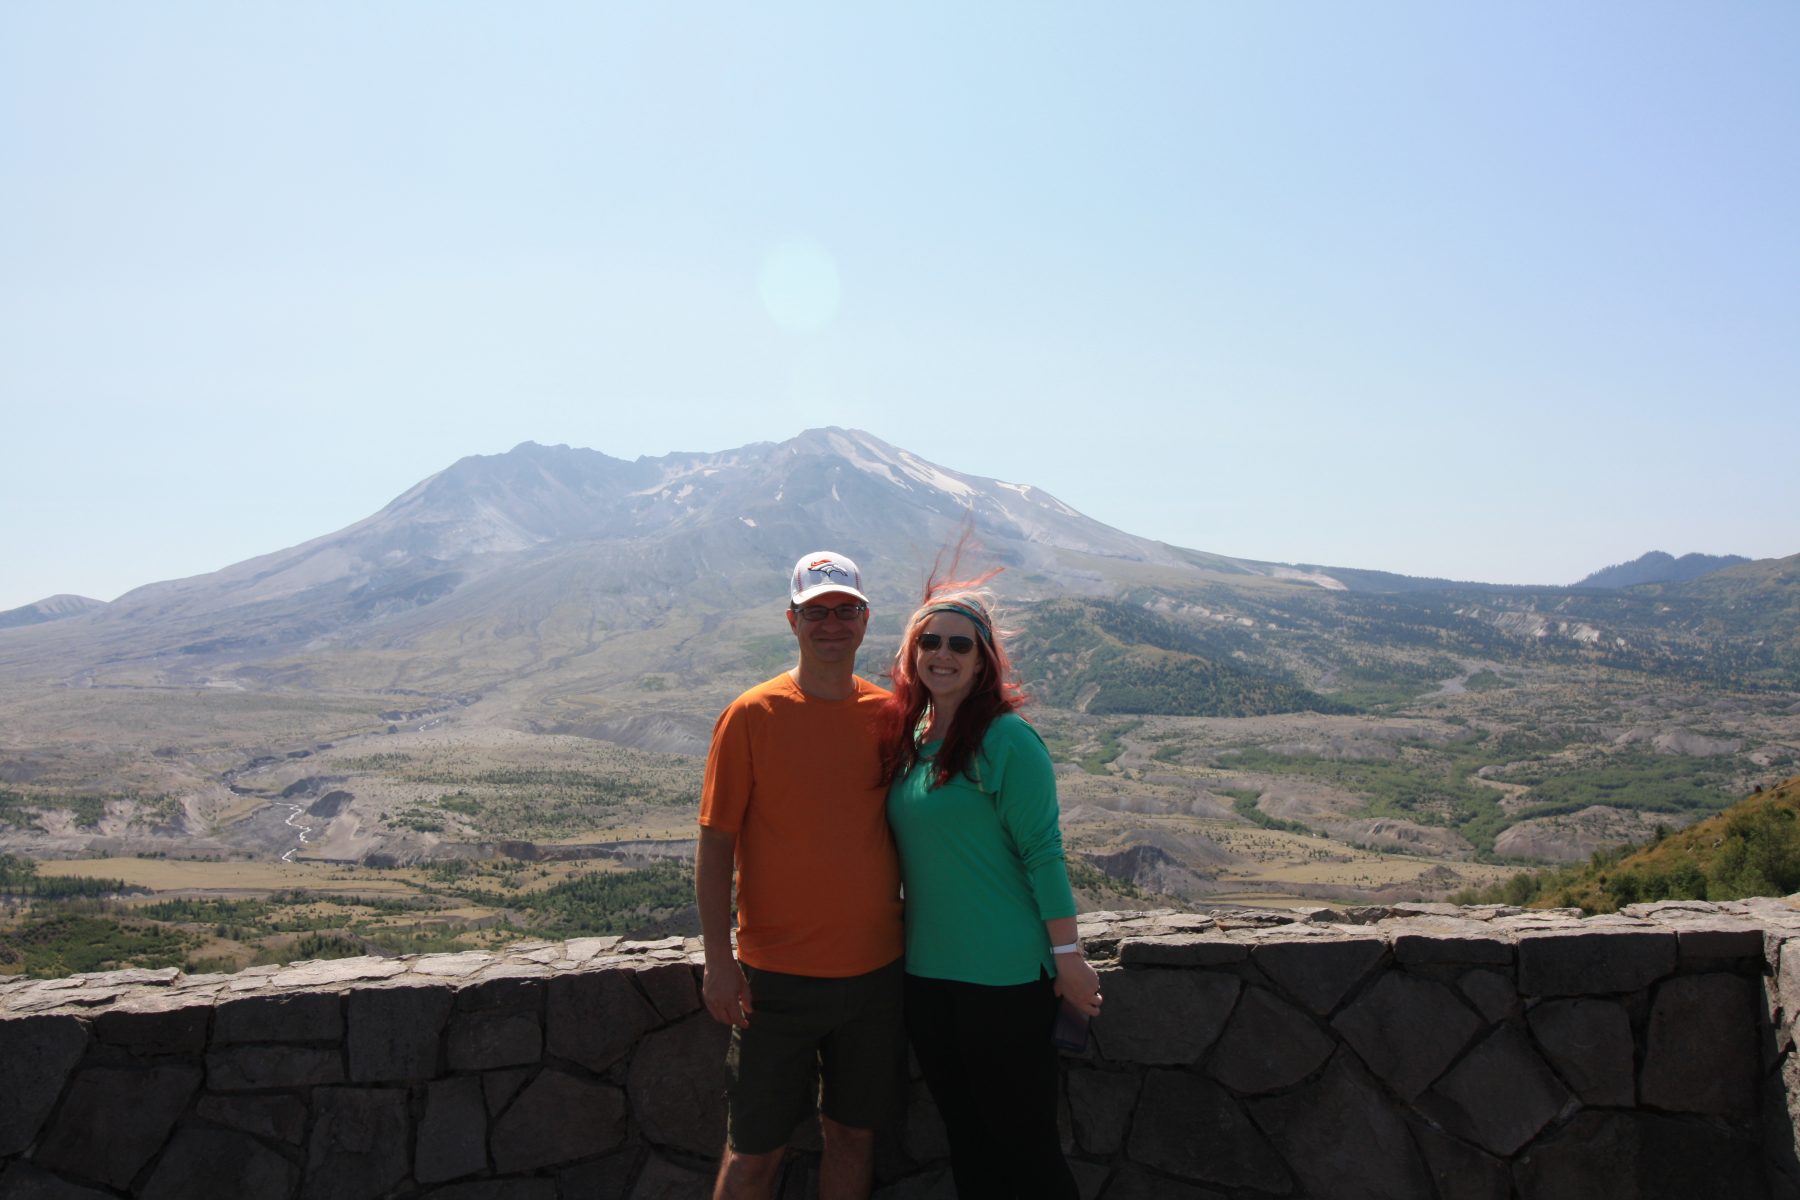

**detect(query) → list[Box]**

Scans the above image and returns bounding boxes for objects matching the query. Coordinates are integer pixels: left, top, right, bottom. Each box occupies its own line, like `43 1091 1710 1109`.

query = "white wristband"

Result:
1051 942 1081 955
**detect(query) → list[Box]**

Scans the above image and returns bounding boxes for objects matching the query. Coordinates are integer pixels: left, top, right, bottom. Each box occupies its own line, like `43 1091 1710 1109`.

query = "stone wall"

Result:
6 898 1800 1198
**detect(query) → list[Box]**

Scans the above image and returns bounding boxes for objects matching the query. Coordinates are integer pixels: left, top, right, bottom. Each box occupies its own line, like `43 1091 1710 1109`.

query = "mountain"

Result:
0 429 1796 883
0 595 106 631
0 429 1299 688
3 432 1796 699
1574 551 1751 589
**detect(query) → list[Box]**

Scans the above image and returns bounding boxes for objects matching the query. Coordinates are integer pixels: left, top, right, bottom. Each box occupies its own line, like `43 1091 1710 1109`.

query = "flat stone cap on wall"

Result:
3 898 1793 1020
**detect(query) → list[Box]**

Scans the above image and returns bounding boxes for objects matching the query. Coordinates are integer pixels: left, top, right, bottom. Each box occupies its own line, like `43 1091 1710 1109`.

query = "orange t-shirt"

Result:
698 672 903 977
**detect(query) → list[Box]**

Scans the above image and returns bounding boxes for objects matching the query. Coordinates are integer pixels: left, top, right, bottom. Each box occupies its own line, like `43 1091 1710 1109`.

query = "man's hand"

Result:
696 824 750 1027
704 955 754 1028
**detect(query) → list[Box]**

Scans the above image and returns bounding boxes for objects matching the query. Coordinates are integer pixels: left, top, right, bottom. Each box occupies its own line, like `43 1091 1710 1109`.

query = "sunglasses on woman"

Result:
916 633 977 655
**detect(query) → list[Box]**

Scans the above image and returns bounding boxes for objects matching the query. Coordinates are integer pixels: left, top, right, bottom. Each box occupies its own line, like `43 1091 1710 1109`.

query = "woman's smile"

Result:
915 612 981 710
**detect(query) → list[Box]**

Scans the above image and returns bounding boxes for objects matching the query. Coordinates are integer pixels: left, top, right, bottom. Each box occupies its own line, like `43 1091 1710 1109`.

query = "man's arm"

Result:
696 825 752 1028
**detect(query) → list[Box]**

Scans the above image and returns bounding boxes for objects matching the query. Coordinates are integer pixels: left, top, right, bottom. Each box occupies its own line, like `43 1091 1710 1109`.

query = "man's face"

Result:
787 591 870 669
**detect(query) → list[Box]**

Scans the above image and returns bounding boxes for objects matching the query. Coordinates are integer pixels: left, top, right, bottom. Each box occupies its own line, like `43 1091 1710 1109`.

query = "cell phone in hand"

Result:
1052 997 1091 1053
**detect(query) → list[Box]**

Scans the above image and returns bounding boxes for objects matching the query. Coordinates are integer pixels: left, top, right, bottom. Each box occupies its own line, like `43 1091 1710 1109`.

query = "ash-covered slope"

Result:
0 429 1266 682
0 595 106 630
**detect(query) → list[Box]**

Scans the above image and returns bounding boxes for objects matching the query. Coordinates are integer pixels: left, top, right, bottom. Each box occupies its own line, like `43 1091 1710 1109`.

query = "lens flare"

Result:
758 240 841 333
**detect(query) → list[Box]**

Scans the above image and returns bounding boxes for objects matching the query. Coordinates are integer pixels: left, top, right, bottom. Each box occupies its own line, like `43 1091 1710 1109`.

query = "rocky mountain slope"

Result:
0 429 1286 688
0 595 106 631
1574 550 1751 589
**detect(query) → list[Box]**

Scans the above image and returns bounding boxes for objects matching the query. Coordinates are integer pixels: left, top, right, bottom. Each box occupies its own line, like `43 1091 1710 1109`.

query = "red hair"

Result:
878 546 1029 790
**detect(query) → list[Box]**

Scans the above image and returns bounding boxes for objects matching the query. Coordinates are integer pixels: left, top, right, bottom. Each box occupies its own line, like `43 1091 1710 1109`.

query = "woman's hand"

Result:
1053 951 1104 1019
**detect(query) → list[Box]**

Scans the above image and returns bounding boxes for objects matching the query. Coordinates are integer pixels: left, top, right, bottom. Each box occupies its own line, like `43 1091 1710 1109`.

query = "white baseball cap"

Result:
790 551 869 606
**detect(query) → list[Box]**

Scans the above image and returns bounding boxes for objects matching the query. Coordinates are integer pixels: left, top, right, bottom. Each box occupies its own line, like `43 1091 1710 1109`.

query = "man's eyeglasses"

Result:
793 603 868 622
916 633 976 655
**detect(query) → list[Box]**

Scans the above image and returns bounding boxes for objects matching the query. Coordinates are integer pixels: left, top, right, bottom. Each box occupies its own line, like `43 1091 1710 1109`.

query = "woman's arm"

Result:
990 719 1103 1015
1047 915 1103 1017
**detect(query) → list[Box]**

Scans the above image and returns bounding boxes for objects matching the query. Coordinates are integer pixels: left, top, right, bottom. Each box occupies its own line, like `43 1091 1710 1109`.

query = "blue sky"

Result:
3 3 1796 612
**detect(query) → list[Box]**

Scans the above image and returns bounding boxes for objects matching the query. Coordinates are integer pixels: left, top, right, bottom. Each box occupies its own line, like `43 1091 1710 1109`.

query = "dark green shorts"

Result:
725 957 905 1154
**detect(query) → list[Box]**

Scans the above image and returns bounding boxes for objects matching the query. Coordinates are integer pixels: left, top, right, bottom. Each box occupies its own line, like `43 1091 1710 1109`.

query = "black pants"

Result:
904 972 1078 1200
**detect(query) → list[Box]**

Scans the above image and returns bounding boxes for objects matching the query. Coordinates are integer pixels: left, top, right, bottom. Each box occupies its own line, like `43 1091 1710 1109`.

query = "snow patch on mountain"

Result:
896 451 977 500
1267 566 1348 591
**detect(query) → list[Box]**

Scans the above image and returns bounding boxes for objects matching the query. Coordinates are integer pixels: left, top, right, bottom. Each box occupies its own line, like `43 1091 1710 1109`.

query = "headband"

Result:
918 601 994 645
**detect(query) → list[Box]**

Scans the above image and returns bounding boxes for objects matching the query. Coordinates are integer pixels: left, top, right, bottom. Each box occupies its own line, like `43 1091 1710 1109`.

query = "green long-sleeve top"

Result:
886 712 1078 985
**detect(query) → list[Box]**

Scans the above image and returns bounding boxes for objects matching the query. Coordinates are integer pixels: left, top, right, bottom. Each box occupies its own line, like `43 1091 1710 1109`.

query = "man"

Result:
696 551 905 1200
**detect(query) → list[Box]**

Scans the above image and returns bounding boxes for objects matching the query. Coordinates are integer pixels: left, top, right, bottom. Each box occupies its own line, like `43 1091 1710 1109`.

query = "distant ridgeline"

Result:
1575 550 1752 590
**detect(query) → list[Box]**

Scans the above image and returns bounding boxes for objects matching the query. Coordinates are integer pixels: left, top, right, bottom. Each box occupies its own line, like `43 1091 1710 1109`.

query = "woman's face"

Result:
914 611 984 712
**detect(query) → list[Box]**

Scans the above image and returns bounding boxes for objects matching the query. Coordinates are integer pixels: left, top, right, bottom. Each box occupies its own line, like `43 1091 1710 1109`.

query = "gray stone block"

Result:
627 1013 731 1158
634 961 702 1021
1390 925 1514 967
416 1076 489 1184
269 957 407 988
1090 970 1238 1066
1766 1057 1800 1196
1458 967 1520 1023
347 983 453 1082
1126 1070 1290 1193
1513 1110 1764 1200
0 1161 118 1200
212 991 342 1044
0 1014 89 1157
140 1127 300 1200
447 1008 541 1071
34 1064 201 1188
1066 1069 1139 1156
206 1044 344 1091
1516 927 1677 996
1410 1120 1511 1200
1248 1051 1434 1200
1333 971 1484 1101
1775 933 1800 1031
452 975 542 1013
195 1093 309 1144
302 1086 412 1200
1640 973 1760 1122
1206 984 1333 1095
1674 920 1767 964
1250 934 1386 1014
483 1067 531 1115
872 1165 956 1199
419 1181 558 1199
1117 935 1248 967
545 969 661 1072
1068 1157 1107 1200
1095 1166 1226 1198
491 1069 627 1173
625 1153 715 1198
1526 997 1635 1107
94 1000 209 1055
556 1147 644 1199
1423 1025 1572 1157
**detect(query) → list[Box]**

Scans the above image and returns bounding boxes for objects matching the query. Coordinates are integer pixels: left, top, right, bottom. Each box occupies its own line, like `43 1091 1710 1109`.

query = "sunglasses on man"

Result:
792 603 869 622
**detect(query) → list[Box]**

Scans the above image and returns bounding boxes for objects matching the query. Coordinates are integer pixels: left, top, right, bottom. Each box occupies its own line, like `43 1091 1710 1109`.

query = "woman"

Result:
879 574 1103 1198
